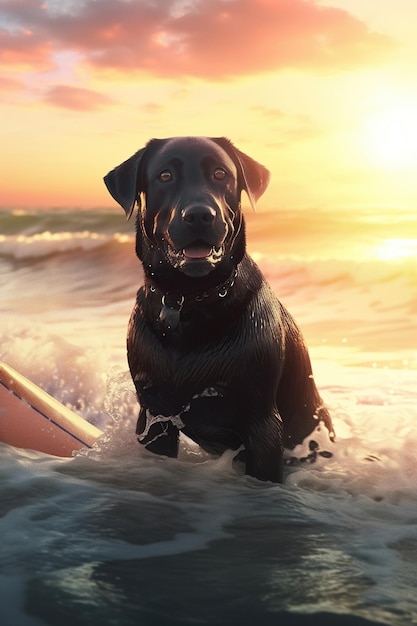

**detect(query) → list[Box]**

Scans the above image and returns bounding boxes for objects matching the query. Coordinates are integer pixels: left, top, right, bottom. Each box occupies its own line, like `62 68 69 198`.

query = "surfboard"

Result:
0 361 103 457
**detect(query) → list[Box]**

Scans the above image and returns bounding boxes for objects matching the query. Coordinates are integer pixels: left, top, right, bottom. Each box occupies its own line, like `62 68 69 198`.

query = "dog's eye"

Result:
214 167 227 180
158 170 173 183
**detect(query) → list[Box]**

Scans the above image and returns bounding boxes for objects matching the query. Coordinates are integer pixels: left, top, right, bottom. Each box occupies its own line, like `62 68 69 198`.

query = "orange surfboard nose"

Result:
0 361 103 456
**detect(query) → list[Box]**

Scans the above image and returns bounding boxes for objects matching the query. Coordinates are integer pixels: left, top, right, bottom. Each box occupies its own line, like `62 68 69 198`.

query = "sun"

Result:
376 238 417 260
363 103 417 169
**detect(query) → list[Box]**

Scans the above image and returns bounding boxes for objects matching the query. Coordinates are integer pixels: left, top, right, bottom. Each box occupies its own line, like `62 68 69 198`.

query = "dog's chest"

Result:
132 293 283 392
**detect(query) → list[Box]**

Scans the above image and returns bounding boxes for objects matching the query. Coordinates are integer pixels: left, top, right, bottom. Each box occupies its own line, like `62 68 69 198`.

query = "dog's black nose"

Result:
181 205 216 227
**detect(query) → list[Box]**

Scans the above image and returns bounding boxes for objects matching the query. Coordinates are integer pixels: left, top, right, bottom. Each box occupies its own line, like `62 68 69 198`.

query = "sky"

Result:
1 0 417 214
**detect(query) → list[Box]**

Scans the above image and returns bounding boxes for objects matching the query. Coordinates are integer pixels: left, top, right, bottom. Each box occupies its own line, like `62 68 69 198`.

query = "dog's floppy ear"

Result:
213 138 270 211
233 146 271 212
103 148 146 219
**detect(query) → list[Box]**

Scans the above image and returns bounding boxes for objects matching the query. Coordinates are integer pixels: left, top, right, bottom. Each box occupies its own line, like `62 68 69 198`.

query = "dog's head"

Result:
104 136 270 289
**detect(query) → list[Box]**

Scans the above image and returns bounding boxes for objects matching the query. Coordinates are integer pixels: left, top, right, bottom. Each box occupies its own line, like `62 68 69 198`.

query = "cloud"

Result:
43 84 116 110
0 26 53 70
140 101 166 115
0 74 24 90
250 105 323 144
250 106 287 120
0 0 396 81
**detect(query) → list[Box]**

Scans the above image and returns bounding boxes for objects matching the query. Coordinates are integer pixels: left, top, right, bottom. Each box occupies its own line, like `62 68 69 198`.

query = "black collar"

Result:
146 268 238 333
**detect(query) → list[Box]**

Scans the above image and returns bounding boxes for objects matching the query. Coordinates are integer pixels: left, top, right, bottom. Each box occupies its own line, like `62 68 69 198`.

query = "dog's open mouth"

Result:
183 244 213 259
166 243 224 274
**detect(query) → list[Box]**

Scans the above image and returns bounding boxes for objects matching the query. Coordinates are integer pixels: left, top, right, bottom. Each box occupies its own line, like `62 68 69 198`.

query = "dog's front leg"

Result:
136 406 180 458
243 409 284 483
134 384 187 459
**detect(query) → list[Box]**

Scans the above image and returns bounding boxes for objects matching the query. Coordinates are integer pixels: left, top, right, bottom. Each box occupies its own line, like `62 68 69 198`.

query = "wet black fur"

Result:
104 136 333 482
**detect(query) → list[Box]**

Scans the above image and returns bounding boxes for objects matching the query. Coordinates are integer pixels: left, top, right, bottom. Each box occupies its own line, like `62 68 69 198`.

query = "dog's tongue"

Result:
183 245 212 259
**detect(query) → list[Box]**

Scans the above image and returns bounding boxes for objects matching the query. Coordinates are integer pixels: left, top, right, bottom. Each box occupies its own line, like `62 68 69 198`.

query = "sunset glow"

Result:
376 238 417 260
0 0 416 220
363 103 417 169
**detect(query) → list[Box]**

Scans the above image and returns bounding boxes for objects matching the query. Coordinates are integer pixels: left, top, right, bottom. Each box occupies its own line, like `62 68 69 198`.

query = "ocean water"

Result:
0 207 416 626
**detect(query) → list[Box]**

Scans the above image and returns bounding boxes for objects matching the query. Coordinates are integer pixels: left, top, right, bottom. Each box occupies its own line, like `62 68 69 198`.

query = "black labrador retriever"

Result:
104 136 334 482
